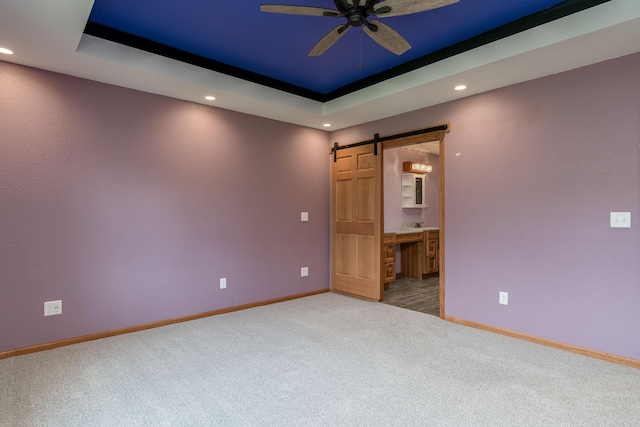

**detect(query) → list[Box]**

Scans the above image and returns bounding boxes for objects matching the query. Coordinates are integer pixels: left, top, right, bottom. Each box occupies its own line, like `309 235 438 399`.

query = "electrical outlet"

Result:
220 277 227 289
499 292 508 305
301 267 309 277
44 300 62 316
610 212 631 228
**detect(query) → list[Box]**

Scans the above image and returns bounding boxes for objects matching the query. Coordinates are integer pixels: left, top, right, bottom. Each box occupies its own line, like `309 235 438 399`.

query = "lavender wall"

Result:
332 53 640 360
0 61 330 353
384 147 440 231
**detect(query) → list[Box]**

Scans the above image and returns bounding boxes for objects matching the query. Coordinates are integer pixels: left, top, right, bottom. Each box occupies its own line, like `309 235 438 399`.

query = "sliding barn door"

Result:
331 144 382 301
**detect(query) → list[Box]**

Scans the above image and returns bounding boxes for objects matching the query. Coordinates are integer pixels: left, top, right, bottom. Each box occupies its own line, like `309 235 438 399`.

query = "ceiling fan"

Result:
260 0 459 56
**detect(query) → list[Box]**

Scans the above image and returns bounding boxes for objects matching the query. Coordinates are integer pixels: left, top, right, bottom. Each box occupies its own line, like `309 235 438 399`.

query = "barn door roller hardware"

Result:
330 124 448 162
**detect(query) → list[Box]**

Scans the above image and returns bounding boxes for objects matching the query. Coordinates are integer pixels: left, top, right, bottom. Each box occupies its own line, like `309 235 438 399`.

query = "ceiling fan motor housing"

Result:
337 0 375 27
348 13 366 26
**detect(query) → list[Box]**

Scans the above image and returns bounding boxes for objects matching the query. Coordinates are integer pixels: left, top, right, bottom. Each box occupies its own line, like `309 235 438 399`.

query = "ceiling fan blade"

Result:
363 20 411 55
260 4 339 17
308 25 351 56
373 0 458 18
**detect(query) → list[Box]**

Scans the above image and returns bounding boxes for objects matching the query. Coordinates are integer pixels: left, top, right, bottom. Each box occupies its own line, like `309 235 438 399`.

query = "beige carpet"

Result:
2 292 639 426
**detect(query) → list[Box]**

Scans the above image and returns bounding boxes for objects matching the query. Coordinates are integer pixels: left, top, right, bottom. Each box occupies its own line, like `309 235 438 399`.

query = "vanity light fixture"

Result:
403 161 432 174
454 85 467 91
0 47 14 55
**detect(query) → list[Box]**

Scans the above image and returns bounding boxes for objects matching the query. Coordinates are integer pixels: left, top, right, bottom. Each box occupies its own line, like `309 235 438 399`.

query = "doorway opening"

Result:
380 135 445 318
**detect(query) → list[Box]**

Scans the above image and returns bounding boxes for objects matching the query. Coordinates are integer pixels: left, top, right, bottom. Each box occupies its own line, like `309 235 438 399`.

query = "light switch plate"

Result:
301 267 309 277
301 212 309 222
610 212 631 228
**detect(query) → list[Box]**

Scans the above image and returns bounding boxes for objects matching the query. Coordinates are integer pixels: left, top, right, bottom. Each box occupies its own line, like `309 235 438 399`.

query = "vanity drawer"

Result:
384 263 396 283
394 232 422 244
384 244 396 262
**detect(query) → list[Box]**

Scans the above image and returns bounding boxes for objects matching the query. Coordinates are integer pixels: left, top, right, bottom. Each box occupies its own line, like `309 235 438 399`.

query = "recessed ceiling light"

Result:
455 85 467 91
0 47 14 55
204 95 216 101
323 123 331 127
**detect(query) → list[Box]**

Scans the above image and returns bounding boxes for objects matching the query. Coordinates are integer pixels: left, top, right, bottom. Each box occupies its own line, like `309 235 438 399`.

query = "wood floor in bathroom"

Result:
382 275 440 316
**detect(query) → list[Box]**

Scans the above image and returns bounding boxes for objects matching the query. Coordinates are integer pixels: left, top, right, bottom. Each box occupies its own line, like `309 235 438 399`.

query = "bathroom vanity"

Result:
382 227 439 287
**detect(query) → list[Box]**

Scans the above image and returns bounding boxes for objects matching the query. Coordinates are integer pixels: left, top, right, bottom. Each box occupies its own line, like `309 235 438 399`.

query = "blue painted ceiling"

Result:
85 0 605 100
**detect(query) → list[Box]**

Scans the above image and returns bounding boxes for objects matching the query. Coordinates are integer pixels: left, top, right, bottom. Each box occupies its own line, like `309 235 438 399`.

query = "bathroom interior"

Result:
383 141 440 316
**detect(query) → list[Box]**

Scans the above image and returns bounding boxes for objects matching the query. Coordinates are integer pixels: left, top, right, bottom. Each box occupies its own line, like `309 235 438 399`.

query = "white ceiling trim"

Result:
2 0 640 131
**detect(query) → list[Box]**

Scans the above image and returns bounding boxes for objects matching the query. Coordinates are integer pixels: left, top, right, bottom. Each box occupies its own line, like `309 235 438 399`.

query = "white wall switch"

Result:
301 212 309 222
220 277 227 289
44 300 62 316
499 291 508 305
301 267 309 277
610 212 631 228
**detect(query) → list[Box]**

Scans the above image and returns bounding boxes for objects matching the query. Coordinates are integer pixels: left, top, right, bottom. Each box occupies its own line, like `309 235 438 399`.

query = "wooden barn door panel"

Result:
331 144 382 301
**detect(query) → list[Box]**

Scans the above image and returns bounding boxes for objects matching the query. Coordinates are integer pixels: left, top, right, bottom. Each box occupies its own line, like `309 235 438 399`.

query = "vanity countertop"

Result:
387 227 439 235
